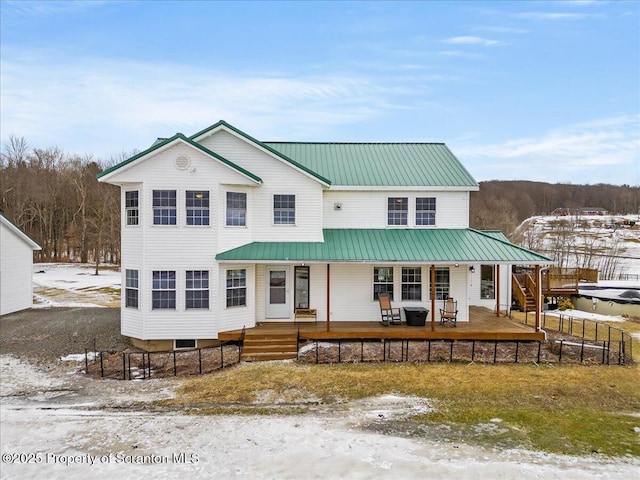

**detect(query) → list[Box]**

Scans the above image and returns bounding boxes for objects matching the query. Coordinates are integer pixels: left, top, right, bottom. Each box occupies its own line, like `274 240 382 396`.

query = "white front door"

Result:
266 267 290 318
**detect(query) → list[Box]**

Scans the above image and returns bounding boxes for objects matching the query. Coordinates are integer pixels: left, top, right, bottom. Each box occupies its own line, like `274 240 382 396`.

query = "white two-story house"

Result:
98 120 551 351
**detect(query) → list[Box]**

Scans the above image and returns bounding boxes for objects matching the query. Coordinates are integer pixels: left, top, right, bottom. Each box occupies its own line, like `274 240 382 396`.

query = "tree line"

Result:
1 136 124 271
1 136 638 267
470 180 639 236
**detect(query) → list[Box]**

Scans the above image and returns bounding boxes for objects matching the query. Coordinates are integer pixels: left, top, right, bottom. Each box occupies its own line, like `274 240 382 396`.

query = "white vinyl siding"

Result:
0 221 37 315
323 190 469 229
199 129 324 242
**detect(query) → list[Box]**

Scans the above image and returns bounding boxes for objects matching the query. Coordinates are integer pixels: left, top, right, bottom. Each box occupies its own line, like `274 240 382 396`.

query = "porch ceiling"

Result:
215 228 553 264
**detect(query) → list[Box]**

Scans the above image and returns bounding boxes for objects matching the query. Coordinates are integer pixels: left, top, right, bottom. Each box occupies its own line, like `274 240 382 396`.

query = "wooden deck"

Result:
219 306 545 343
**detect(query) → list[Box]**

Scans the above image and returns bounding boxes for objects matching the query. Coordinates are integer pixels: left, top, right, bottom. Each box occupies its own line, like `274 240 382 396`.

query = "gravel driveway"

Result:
0 307 129 365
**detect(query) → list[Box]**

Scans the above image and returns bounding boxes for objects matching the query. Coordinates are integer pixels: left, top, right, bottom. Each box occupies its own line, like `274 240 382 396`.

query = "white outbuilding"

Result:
0 212 41 315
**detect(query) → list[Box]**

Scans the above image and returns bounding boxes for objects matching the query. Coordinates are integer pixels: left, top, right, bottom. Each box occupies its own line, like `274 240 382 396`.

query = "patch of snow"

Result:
544 309 627 323
32 263 120 308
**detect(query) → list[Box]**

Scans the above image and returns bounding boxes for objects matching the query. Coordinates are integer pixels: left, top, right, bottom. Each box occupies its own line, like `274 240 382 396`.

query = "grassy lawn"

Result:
162 362 640 457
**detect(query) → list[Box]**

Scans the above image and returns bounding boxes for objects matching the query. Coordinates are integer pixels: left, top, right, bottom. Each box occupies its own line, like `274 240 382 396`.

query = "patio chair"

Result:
439 297 458 326
378 293 401 326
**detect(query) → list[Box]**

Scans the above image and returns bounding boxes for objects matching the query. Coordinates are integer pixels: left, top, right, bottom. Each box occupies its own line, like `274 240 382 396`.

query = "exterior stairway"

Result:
521 288 537 311
241 330 298 362
512 273 538 312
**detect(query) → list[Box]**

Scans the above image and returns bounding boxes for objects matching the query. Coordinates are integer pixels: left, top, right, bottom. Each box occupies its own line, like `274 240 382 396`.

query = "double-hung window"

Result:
125 269 139 308
430 267 450 300
186 270 209 309
274 195 295 225
152 271 176 309
373 267 394 300
226 192 246 226
387 197 408 226
125 191 139 226
226 269 247 307
153 190 176 225
186 191 209 225
416 197 436 226
402 267 422 301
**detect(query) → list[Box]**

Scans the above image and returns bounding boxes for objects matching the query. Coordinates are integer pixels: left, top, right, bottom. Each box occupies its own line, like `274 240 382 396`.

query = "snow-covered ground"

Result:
514 214 640 277
1 263 638 478
1 356 638 480
32 263 120 308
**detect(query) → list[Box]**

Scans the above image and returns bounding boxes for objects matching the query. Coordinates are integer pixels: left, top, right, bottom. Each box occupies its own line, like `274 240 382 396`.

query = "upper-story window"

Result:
125 191 139 226
274 194 295 225
416 197 436 226
186 190 209 226
226 192 247 226
387 197 408 226
153 190 176 225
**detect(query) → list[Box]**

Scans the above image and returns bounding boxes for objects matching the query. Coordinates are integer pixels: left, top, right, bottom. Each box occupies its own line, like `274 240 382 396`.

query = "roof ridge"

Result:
264 141 447 145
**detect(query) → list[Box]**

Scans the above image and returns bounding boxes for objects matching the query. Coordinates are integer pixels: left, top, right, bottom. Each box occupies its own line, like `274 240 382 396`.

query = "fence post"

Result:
427 340 431 362
173 351 177 376
220 344 224 368
493 341 498 363
148 352 152 378
603 341 608 365
471 341 475 362
537 341 541 363
100 351 104 378
515 341 519 363
360 340 364 362
84 348 89 374
338 340 342 363
142 353 146 380
558 340 563 363
580 340 585 363
595 323 598 342
449 341 454 362
198 349 202 374
122 353 126 380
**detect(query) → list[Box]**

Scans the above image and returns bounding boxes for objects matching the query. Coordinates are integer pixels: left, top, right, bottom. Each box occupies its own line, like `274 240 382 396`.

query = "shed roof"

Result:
216 229 552 264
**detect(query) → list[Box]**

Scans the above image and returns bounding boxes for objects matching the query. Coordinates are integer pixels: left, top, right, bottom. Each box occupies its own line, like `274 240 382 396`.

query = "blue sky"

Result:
1 0 638 185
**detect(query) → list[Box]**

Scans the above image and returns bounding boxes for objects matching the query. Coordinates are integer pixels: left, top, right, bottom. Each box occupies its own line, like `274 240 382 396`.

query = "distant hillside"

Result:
470 181 640 237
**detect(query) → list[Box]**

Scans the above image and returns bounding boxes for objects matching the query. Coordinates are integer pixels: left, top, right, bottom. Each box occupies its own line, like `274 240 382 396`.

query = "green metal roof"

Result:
97 133 262 183
216 229 552 264
263 142 479 188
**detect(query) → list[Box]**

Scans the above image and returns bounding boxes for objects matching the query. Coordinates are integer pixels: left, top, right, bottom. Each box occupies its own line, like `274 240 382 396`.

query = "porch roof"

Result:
215 228 553 264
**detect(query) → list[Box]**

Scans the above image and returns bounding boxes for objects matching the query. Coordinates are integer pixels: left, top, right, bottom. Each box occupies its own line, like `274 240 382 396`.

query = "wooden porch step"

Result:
241 333 298 362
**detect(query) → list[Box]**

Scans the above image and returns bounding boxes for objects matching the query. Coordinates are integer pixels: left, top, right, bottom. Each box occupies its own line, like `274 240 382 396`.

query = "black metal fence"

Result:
297 339 545 365
85 342 242 380
520 312 633 365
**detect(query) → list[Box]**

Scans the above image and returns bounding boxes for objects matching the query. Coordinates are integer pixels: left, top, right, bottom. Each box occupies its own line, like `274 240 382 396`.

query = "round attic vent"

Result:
175 155 191 170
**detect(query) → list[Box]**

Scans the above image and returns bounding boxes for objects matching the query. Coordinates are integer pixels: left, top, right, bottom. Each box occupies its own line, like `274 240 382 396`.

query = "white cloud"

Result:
516 12 604 20
442 36 503 46
0 52 411 156
454 115 640 185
